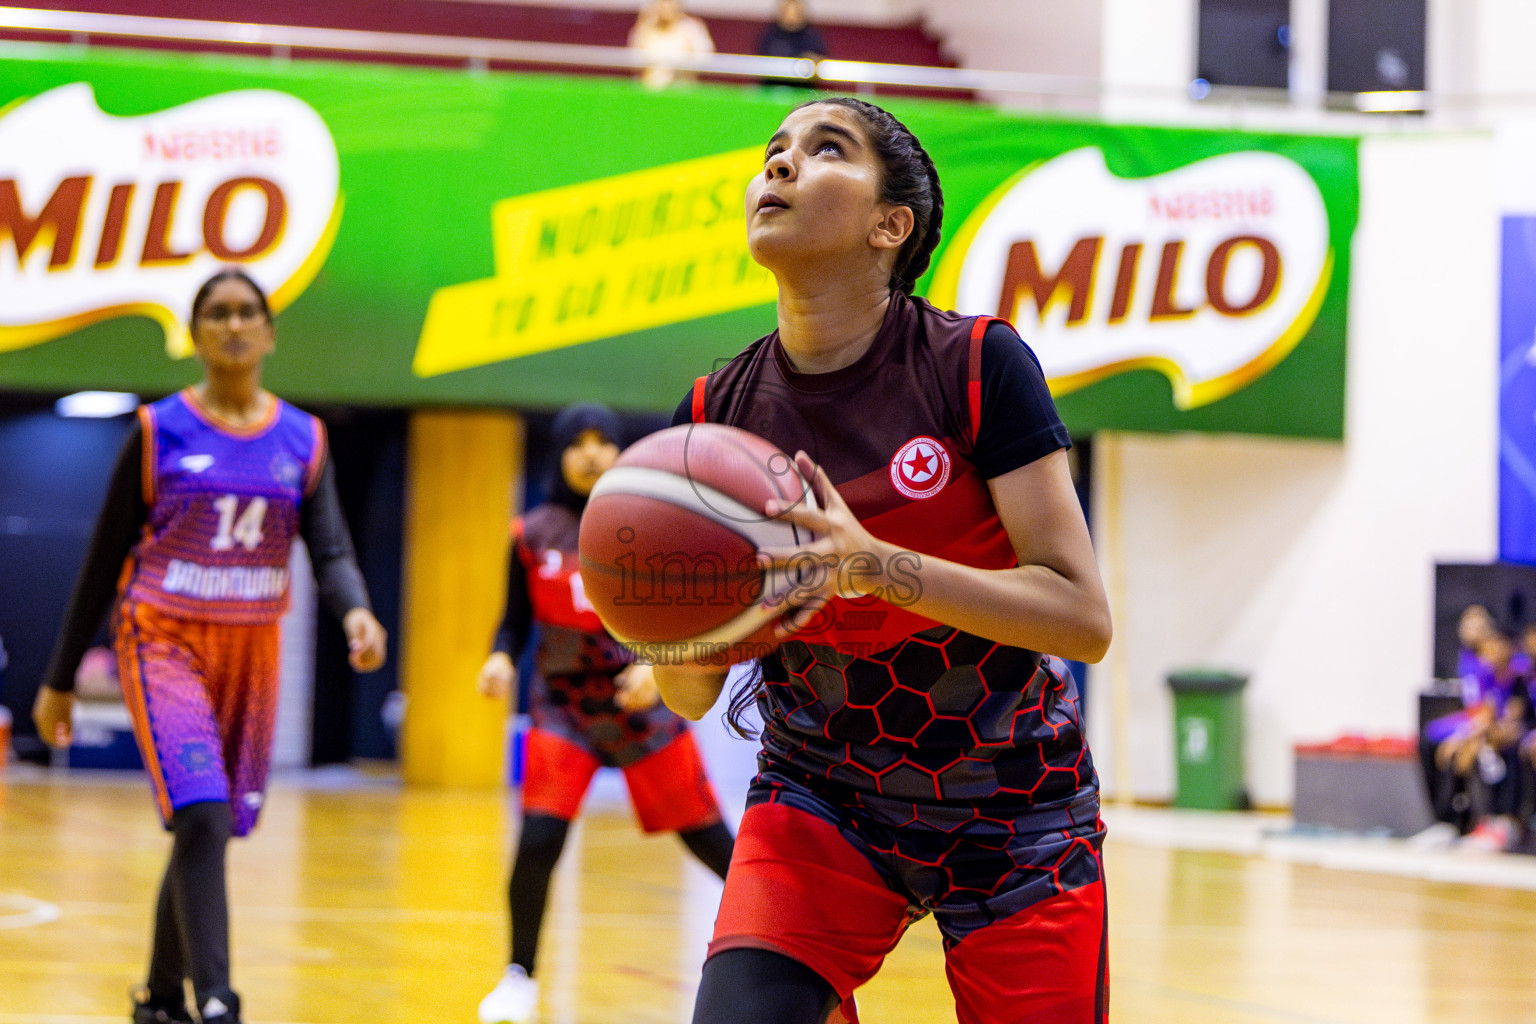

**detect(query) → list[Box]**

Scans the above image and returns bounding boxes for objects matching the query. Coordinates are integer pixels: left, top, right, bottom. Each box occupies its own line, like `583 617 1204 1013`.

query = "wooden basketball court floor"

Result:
4 766 1536 1024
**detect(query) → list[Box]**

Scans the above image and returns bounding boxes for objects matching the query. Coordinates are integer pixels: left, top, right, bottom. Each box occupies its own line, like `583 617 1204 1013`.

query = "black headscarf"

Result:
544 403 623 512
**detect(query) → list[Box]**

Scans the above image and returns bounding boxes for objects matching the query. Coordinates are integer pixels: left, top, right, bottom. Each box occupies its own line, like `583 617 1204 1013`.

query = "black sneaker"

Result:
130 987 194 1024
197 989 241 1024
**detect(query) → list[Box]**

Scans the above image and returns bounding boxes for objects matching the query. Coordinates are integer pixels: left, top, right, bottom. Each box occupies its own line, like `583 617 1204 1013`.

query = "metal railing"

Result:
0 5 1482 120
0 5 1103 101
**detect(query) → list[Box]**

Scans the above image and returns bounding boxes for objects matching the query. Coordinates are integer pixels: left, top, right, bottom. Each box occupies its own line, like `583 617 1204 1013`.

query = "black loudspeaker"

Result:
1432 562 1536 679
1197 0 1291 89
1327 0 1426 93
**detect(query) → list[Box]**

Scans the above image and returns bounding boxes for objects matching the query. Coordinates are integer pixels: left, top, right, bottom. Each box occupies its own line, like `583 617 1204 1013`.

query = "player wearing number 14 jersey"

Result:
34 270 387 1024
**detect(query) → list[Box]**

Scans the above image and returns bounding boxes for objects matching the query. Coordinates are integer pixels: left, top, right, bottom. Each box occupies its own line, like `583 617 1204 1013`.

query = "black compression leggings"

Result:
509 815 736 974
146 801 233 1011
679 821 734 880
692 948 840 1024
509 814 570 974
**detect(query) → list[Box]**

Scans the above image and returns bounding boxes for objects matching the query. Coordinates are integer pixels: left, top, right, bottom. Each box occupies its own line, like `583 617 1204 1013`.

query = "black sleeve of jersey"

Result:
491 542 533 660
671 391 693 428
299 455 374 622
971 321 1073 480
41 424 148 693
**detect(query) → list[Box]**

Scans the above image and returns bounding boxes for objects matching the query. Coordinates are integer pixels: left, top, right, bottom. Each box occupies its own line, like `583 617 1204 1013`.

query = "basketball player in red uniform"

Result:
33 269 388 1024
475 403 733 1024
654 98 1113 1024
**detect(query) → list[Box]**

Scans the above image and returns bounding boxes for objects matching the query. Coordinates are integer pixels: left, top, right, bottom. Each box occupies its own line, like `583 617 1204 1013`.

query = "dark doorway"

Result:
308 406 407 765
0 392 139 763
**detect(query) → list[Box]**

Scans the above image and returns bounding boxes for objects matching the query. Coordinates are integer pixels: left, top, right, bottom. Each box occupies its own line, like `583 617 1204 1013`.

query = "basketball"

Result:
578 422 819 665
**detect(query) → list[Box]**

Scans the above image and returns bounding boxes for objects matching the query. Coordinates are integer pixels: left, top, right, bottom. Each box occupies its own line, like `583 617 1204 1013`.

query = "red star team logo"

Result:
889 436 951 499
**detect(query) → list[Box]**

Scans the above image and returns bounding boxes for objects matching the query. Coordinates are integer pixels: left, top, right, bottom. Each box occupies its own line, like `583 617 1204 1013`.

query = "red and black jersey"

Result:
500 503 687 767
680 292 1096 828
515 505 630 678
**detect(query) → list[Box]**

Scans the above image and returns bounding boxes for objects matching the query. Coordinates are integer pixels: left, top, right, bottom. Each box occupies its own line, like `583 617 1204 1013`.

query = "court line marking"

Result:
1113 975 1358 1024
0 894 61 930
34 898 679 931
1102 805 1536 891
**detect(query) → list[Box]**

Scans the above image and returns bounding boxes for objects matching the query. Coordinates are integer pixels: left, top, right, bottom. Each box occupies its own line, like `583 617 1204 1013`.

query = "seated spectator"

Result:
1514 624 1536 851
1457 603 1497 677
757 0 827 88
1418 604 1502 838
1428 628 1532 850
629 0 715 90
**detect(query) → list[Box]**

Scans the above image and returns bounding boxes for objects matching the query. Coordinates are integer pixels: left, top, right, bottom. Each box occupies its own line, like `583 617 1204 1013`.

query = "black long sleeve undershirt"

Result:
41 421 373 694
490 543 533 663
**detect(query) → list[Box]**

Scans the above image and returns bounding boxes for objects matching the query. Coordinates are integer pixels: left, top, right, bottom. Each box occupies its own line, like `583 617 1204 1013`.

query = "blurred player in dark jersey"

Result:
475 403 733 1024
33 269 388 1024
655 98 1113 1024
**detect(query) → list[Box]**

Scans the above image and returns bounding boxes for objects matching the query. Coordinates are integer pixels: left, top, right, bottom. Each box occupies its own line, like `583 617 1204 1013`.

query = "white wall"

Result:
1367 0 1536 124
1089 132 1501 806
1098 0 1196 118
915 0 1100 79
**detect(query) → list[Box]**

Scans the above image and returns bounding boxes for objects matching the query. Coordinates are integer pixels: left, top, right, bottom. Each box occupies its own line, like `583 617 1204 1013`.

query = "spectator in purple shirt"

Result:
1431 629 1532 850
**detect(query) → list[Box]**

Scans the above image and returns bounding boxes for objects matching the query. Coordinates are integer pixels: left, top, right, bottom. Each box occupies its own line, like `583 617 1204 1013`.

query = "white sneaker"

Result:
1459 817 1516 853
479 965 539 1024
1406 821 1459 848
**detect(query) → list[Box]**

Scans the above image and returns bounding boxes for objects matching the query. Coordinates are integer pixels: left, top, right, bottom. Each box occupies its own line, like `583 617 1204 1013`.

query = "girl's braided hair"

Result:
799 96 944 294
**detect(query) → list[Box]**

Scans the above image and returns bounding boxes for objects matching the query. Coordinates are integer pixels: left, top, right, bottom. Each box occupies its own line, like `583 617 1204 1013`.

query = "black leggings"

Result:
679 820 734 880
509 814 570 973
145 801 234 1011
509 815 736 975
692 948 840 1024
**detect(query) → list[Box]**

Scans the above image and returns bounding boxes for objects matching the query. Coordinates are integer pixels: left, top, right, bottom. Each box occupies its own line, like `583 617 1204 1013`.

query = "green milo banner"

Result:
0 45 1358 438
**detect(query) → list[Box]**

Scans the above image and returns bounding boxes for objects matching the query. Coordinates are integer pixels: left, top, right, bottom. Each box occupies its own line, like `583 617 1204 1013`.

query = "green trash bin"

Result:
1168 669 1248 810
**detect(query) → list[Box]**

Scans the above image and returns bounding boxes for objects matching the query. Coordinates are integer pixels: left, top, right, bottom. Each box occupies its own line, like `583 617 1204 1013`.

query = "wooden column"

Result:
400 409 523 787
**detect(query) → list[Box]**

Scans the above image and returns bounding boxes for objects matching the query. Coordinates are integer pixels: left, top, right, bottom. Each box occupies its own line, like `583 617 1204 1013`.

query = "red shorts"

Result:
709 802 1109 1024
521 727 722 833
115 600 281 838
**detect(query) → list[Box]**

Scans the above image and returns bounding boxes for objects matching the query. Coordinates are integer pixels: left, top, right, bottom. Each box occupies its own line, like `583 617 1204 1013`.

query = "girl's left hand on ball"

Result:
615 663 661 711
759 452 889 641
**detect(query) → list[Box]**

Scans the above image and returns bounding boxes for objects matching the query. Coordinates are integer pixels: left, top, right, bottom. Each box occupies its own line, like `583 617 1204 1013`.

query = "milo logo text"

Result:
931 148 1333 409
2 174 287 270
0 83 340 358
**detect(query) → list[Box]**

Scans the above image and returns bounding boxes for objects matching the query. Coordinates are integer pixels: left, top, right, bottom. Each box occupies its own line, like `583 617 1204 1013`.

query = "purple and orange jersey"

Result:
122 389 326 625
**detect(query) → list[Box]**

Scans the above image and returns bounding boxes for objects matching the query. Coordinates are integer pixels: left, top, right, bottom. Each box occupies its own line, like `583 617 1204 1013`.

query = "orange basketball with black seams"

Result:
577 423 818 665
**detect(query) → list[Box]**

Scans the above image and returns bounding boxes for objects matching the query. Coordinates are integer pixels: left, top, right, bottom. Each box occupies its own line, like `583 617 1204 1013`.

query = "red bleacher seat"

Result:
2 1 961 91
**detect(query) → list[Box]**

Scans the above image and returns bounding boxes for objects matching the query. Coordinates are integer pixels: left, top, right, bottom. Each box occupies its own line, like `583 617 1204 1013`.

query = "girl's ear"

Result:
869 203 914 252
